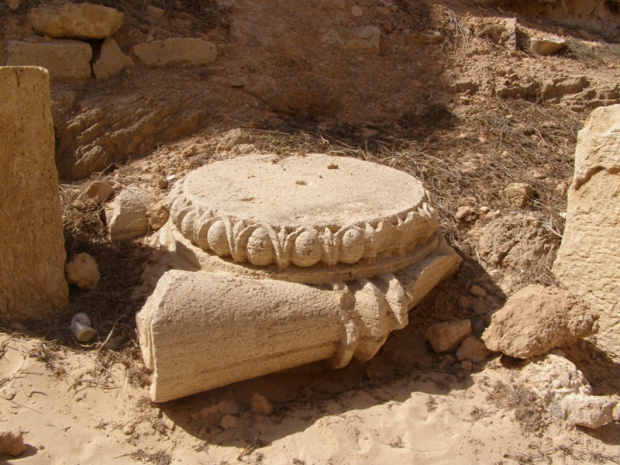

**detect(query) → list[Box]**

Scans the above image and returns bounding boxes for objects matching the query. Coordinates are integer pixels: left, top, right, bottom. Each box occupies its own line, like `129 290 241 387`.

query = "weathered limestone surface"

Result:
520 352 616 429
93 38 134 80
28 3 124 39
553 105 620 362
0 67 68 321
133 38 217 66
137 154 461 401
105 188 156 241
168 154 438 277
482 285 597 359
138 236 460 402
7 40 92 80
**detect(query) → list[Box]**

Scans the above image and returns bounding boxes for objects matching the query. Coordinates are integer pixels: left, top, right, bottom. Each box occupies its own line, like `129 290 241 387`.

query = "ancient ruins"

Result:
136 154 461 402
0 66 68 321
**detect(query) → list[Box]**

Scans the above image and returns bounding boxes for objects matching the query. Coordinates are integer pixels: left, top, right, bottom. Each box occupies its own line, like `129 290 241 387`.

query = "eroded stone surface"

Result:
519 352 616 429
137 154 461 402
0 67 68 321
553 105 620 362
7 40 92 80
137 237 460 402
482 285 597 359
169 154 438 273
28 3 124 39
105 188 156 241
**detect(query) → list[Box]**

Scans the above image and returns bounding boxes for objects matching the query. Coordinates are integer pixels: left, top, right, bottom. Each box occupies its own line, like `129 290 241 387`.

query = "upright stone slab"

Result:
0 67 68 321
553 105 620 362
137 153 462 402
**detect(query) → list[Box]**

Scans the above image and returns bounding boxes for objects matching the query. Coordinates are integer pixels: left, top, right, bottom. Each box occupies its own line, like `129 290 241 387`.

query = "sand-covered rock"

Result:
0 429 27 456
482 285 597 358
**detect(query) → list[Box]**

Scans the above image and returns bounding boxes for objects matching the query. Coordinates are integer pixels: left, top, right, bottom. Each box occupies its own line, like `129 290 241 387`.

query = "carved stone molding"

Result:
168 153 438 269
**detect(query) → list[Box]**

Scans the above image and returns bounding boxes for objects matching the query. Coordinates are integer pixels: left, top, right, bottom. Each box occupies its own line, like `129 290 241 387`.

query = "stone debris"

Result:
456 336 489 363
426 320 472 354
351 5 363 16
93 38 135 80
7 40 92 80
147 201 170 231
199 399 241 423
476 213 554 272
553 104 620 362
528 37 566 56
455 205 477 222
7 0 20 10
74 181 114 210
137 154 461 401
28 3 124 39
0 429 27 456
251 393 274 416
519 352 617 429
220 415 238 430
482 285 597 359
133 38 217 66
0 67 68 321
65 253 100 290
501 182 534 209
469 285 487 298
406 30 443 44
105 188 156 241
145 6 165 20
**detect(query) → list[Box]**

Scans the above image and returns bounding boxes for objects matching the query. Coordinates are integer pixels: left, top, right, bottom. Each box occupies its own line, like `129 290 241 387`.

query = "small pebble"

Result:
461 360 473 371
220 414 238 430
470 285 487 298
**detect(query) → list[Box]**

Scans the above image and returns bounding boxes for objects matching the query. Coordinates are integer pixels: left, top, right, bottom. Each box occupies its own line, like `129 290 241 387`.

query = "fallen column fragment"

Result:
136 153 461 402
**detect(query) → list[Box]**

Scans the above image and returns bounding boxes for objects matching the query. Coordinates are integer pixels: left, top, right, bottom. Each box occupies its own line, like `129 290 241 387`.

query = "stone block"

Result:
553 105 620 361
7 40 92 80
28 3 124 39
93 38 134 80
0 67 68 321
133 38 217 66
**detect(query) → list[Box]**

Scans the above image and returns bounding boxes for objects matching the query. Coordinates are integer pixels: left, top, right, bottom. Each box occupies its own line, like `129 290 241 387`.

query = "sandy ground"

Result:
2 0 620 463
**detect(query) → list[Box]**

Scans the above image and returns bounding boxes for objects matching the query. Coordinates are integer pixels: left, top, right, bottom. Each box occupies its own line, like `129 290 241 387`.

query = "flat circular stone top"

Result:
169 154 438 269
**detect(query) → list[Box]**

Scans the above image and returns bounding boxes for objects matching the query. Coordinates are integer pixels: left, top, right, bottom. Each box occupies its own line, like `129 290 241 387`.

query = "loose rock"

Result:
0 429 27 456
93 38 135 80
426 320 472 353
456 336 489 363
529 37 566 55
482 285 597 359
105 188 156 241
469 285 487 298
28 3 124 39
65 253 100 290
251 393 274 415
220 415 238 429
148 201 170 231
501 182 534 209
520 352 616 428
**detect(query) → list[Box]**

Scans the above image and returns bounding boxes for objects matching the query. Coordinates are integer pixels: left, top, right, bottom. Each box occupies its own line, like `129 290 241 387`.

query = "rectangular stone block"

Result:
7 40 92 80
0 66 68 321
